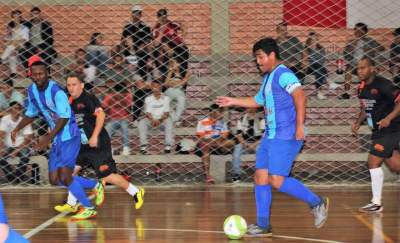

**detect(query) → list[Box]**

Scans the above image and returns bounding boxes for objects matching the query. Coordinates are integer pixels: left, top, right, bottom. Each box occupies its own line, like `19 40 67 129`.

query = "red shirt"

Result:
153 21 184 45
102 92 132 120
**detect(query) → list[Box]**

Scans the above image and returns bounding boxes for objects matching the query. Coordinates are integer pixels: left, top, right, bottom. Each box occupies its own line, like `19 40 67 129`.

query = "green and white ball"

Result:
223 215 247 239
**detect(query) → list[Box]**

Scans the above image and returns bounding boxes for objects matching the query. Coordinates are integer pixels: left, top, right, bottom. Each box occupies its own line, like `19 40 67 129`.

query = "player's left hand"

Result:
35 134 51 151
88 136 98 148
295 126 305 140
377 117 391 129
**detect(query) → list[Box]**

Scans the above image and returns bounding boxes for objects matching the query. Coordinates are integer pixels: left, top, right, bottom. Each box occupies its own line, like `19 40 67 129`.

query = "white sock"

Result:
370 167 384 205
67 191 78 206
126 183 139 196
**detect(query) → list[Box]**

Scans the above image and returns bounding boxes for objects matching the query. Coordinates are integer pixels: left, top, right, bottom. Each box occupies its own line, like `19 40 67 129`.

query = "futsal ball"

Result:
223 215 247 239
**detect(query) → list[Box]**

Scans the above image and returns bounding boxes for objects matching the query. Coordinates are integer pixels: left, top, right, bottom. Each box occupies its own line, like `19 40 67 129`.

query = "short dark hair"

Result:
393 27 400 37
355 22 368 34
252 37 280 59
151 79 163 86
30 61 48 70
360 56 375 67
66 72 85 83
157 8 168 17
9 101 21 108
31 7 41 13
277 21 287 27
11 10 22 16
210 103 220 110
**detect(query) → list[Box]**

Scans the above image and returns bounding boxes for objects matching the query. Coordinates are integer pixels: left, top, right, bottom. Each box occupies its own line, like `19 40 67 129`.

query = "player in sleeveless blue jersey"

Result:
217 38 329 236
0 193 29 243
11 61 97 220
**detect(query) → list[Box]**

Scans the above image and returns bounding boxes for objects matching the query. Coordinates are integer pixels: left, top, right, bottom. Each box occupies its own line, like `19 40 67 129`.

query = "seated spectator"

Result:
0 78 24 117
65 48 97 85
85 32 109 75
342 22 385 99
25 7 56 66
276 22 305 82
103 82 132 156
0 102 33 183
195 104 236 184
231 108 265 182
1 10 30 76
164 58 190 125
390 27 400 87
138 80 174 154
304 32 328 100
153 8 189 78
105 54 141 89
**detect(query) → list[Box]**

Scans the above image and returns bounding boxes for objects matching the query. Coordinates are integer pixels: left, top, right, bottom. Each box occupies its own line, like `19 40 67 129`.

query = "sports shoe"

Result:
358 202 383 213
122 146 131 156
246 224 272 237
164 145 172 154
140 145 147 154
311 197 330 228
54 203 79 214
133 187 145 210
71 207 97 220
94 181 105 207
231 174 241 183
339 93 350 99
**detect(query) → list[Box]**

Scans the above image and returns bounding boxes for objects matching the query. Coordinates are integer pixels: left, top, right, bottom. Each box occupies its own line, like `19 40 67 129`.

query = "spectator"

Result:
153 8 189 78
1 10 30 76
304 32 328 100
105 54 141 88
85 32 109 75
342 22 385 99
65 48 96 86
231 108 265 182
276 22 305 82
121 5 152 79
195 104 236 184
164 58 190 125
0 101 33 183
0 78 24 117
103 82 133 156
138 80 174 154
390 27 400 87
25 7 56 65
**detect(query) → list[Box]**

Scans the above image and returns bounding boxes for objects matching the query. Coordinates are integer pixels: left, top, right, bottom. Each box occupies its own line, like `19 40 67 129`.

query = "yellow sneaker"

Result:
133 187 145 210
71 207 97 220
94 181 105 207
54 203 79 214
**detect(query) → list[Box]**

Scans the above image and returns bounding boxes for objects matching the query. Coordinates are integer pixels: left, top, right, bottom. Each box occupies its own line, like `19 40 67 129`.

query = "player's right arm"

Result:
216 97 260 108
352 105 367 136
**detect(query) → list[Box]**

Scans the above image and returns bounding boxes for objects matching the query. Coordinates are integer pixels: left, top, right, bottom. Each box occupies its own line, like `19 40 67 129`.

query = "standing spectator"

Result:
0 78 24 117
85 32 109 75
231 108 265 182
390 27 400 87
342 22 385 99
1 10 30 76
304 32 328 100
103 82 133 156
153 8 189 78
276 22 305 82
0 102 33 183
25 7 56 65
195 104 236 184
138 80 174 154
164 58 190 125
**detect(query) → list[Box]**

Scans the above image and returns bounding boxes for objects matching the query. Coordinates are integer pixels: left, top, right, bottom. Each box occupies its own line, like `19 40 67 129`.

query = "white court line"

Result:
21 226 344 243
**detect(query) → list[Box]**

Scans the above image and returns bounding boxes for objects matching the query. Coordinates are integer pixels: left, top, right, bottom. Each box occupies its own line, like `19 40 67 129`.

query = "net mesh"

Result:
0 0 399 186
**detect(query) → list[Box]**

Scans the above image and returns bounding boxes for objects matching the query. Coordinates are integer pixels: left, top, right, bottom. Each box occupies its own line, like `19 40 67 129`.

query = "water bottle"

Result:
336 58 344 75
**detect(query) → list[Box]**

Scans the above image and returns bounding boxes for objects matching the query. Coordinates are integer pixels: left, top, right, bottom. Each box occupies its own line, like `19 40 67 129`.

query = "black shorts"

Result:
370 132 400 158
76 145 117 178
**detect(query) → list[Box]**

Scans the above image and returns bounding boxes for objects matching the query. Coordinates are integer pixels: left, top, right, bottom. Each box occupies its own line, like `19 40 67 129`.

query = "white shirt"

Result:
0 115 33 148
8 25 30 43
144 94 170 120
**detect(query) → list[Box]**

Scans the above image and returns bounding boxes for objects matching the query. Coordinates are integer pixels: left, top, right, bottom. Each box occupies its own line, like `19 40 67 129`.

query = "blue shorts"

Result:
5 228 30 243
255 138 303 176
48 136 80 173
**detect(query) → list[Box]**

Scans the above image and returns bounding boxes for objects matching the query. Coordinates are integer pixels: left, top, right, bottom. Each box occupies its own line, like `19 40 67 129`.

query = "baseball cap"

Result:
131 5 143 12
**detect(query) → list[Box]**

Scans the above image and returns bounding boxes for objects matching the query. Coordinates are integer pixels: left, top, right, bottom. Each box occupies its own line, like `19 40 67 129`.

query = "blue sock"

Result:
73 176 97 189
255 184 272 229
278 177 321 208
67 178 93 208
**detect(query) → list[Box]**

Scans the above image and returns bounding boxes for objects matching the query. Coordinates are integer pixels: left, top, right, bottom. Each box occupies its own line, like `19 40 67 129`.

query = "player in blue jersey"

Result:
0 193 29 243
11 61 98 220
216 38 329 236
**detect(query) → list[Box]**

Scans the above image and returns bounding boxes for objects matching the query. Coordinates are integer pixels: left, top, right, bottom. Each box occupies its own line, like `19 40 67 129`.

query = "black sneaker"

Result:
339 93 350 99
246 224 272 237
231 174 241 183
358 202 383 213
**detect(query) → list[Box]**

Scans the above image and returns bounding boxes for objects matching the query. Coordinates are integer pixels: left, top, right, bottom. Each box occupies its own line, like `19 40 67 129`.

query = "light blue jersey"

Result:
254 64 301 140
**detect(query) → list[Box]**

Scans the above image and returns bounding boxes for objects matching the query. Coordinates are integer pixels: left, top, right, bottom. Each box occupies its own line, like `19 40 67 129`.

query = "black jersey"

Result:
69 91 109 145
358 75 400 136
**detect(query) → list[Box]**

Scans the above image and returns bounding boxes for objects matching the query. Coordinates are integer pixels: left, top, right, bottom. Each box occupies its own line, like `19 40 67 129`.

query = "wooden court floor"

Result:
0 186 399 243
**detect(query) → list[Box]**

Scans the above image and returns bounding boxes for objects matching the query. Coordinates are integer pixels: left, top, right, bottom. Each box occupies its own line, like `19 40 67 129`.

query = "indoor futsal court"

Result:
1 186 399 242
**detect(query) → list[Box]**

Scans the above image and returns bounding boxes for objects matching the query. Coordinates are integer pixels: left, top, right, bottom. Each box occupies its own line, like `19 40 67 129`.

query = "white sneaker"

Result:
328 82 341 90
122 146 131 156
317 91 327 100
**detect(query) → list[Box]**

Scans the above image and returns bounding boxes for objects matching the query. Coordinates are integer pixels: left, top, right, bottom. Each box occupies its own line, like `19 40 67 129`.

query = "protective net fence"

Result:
0 0 399 186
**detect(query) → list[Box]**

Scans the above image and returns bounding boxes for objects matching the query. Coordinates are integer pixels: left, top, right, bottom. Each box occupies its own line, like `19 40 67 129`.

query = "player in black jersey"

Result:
352 56 400 213
54 73 144 214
